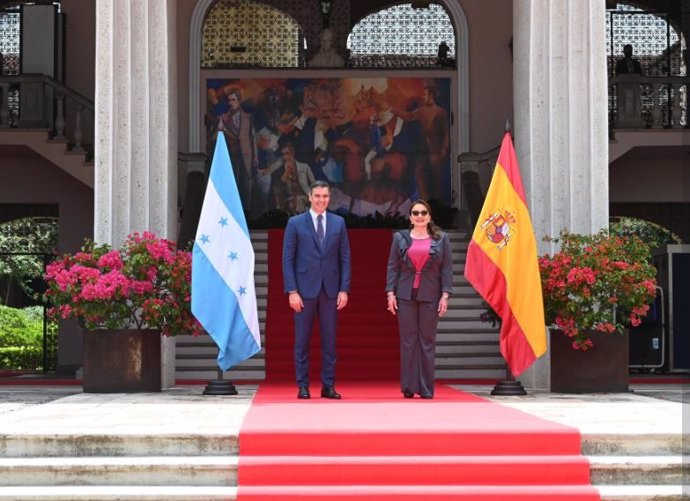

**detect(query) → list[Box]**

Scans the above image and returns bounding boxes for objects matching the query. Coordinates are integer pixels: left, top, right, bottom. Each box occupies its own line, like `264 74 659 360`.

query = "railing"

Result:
0 73 95 158
609 75 689 129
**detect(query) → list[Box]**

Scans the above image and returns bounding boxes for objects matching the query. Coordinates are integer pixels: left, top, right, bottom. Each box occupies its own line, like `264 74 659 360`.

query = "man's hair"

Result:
227 87 242 101
309 180 330 194
424 86 437 101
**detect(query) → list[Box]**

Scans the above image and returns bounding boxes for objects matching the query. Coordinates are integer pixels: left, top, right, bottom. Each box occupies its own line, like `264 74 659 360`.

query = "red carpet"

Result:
237 382 600 500
265 229 399 382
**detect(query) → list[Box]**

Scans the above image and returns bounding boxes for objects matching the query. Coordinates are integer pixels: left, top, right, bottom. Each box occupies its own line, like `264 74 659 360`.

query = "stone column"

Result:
513 0 609 390
94 0 178 388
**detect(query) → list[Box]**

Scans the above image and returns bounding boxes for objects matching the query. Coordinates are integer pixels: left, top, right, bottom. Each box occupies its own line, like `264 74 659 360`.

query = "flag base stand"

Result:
203 368 238 396
203 379 238 395
490 367 527 396
490 380 527 396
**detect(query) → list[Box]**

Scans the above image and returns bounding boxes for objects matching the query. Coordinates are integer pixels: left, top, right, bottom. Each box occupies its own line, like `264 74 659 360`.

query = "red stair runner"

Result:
237 382 600 500
265 229 399 382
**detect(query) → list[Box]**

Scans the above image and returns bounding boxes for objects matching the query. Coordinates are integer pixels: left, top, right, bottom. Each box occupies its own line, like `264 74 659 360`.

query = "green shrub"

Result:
0 305 52 370
0 305 36 347
0 346 43 369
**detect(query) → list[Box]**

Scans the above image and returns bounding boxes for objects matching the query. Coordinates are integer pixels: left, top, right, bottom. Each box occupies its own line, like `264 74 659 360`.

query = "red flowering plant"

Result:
43 232 204 337
539 230 657 350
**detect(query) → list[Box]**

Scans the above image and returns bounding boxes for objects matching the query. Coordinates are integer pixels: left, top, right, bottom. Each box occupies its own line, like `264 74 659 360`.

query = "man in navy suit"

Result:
282 180 351 399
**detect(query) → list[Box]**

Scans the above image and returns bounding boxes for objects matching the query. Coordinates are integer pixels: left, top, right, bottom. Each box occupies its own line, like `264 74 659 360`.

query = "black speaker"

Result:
654 246 690 372
629 286 664 369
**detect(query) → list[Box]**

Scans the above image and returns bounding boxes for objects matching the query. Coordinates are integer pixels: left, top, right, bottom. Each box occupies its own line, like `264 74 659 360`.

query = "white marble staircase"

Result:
174 230 505 382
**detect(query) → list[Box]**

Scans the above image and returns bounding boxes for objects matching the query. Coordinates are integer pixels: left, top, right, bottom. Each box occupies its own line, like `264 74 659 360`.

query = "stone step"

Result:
589 456 688 485
0 484 685 501
596 485 688 500
175 369 265 381
437 320 496 330
436 343 500 355
176 354 265 368
0 486 237 500
435 368 506 379
0 456 237 486
581 434 687 457
176 345 262 356
436 331 500 342
436 355 506 366
440 309 486 320
0 434 237 458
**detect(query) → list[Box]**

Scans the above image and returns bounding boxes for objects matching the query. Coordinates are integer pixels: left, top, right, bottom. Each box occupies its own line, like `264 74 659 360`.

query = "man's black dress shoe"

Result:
420 394 434 399
297 386 310 399
403 391 414 399
320 385 342 399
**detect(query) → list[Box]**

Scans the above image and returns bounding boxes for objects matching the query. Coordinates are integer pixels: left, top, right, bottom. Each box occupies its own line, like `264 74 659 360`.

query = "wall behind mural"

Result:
205 77 452 220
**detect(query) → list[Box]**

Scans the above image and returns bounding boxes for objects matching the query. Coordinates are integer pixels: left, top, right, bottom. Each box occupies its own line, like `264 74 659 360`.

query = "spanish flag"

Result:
464 132 546 377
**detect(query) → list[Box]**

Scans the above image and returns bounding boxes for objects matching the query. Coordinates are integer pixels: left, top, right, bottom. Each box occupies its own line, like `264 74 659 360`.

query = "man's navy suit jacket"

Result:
282 211 351 299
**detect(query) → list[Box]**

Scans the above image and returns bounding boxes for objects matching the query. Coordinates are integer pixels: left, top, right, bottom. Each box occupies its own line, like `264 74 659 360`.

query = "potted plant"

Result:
539 229 657 392
44 231 204 392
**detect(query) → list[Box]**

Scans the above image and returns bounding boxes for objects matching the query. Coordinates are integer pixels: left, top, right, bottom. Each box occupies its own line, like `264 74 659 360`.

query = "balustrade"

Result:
609 75 689 129
0 74 94 157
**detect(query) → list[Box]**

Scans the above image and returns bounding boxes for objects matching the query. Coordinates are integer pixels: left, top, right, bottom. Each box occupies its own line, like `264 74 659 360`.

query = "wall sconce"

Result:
319 0 332 28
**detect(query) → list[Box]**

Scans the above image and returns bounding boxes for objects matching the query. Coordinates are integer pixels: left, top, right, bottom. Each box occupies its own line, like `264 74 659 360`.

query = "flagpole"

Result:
203 348 238 395
200 124 239 396
487 120 528 396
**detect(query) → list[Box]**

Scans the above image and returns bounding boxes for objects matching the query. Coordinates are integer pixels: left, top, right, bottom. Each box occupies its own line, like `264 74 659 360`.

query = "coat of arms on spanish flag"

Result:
464 131 546 377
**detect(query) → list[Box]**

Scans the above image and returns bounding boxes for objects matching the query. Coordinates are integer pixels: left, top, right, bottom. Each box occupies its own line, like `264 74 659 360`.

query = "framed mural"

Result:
205 77 451 220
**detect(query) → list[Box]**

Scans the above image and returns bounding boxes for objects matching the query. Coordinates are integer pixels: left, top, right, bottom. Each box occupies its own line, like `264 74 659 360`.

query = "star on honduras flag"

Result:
464 131 546 377
191 132 261 371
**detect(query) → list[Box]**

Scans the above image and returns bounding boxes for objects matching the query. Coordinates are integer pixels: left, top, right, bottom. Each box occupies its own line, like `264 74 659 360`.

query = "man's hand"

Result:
289 291 303 312
336 291 349 310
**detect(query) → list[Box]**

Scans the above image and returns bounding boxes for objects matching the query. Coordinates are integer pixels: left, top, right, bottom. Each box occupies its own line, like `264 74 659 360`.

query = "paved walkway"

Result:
0 382 686 440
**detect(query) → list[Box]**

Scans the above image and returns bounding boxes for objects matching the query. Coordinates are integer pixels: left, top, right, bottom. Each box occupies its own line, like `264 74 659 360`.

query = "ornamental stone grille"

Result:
201 0 303 68
606 3 687 127
0 8 20 127
347 3 456 69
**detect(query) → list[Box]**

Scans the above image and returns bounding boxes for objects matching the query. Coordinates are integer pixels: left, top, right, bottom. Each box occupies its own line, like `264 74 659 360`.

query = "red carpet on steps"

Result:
237 382 600 500
265 229 399 382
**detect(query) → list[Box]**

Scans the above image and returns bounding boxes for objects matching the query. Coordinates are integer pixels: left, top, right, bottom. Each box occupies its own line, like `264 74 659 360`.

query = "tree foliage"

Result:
0 217 58 304
610 217 682 251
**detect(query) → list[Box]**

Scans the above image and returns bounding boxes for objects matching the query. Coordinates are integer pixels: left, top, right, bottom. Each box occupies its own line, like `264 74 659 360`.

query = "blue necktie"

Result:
317 214 325 248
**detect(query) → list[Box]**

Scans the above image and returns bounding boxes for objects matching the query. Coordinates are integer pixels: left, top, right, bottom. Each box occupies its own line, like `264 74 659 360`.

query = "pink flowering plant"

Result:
539 230 657 350
43 232 204 337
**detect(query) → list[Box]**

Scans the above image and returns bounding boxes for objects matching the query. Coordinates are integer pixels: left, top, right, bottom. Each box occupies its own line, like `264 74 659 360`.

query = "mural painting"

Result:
205 77 451 219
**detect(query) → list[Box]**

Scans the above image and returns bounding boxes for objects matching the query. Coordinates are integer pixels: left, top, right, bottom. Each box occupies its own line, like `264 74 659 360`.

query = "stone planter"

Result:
550 329 629 393
83 329 162 393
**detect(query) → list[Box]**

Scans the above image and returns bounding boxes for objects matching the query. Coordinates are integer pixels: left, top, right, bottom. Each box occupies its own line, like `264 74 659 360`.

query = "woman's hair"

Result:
409 199 441 240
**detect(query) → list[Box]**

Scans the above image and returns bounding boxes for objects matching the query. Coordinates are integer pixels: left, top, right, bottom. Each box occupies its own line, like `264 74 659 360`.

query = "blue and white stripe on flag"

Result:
191 132 261 371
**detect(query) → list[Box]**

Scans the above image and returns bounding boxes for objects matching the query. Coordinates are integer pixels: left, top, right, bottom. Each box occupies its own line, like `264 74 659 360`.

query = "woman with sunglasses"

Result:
385 200 453 399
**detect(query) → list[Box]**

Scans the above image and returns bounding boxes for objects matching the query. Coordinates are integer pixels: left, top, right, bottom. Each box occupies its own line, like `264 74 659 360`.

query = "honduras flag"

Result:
191 132 261 371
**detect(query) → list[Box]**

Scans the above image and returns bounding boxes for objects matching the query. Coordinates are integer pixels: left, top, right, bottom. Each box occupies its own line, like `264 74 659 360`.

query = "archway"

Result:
188 0 469 154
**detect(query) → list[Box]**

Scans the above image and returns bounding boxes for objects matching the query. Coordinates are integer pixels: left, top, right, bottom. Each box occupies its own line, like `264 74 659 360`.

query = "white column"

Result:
94 0 178 388
513 0 609 390
94 0 177 247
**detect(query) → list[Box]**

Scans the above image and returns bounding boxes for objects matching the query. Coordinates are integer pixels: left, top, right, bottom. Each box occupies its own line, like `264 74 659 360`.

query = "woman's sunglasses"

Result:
411 210 429 216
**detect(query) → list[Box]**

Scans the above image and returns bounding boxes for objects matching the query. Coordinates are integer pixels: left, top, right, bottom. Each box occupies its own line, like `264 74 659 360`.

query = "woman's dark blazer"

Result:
385 229 453 302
